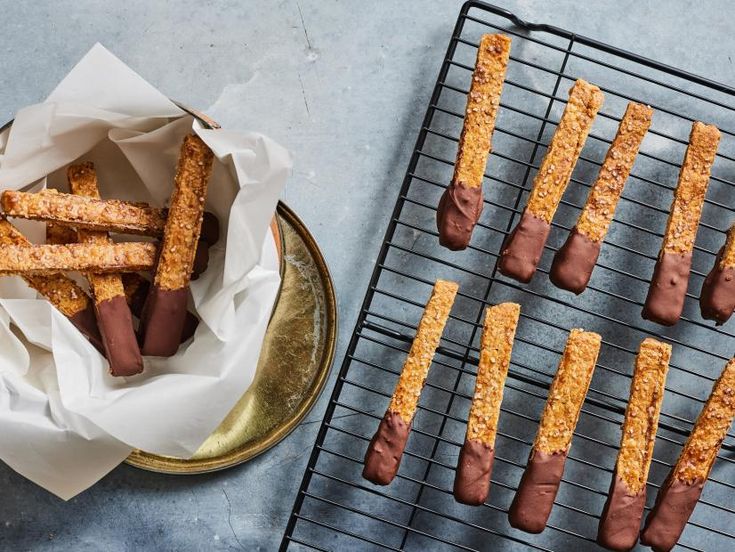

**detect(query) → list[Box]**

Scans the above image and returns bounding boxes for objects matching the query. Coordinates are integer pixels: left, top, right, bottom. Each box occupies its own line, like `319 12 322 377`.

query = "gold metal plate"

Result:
126 202 337 473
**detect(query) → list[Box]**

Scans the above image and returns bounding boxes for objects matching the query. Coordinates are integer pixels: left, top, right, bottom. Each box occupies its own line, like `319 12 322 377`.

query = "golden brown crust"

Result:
451 34 511 190
466 302 520 446
616 338 671 495
719 224 735 270
525 80 604 223
154 134 214 290
534 328 601 453
576 102 653 242
387 279 459 423
2 188 166 236
0 218 91 316
0 242 157 275
673 357 735 483
662 121 720 256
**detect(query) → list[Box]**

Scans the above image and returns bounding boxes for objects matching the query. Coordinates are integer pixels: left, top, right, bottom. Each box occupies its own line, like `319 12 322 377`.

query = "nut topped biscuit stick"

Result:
641 357 735 552
700 223 735 324
139 134 214 357
68 163 143 377
597 338 671 551
363 279 459 485
508 328 601 533
454 302 519 505
643 121 720 326
437 34 511 250
498 80 604 283
550 103 653 294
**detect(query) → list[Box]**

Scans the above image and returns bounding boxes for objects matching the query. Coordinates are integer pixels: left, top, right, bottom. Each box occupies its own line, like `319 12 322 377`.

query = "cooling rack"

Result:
281 2 735 550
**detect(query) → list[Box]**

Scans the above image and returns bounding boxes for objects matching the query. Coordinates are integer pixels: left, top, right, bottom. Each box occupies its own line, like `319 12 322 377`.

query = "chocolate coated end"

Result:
191 240 210 280
363 411 410 485
642 252 692 326
436 181 484 251
96 296 144 377
640 477 704 552
597 475 646 551
201 211 220 245
68 304 104 354
498 211 551 283
700 248 735 324
139 286 189 357
549 228 601 294
508 449 567 533
453 439 494 506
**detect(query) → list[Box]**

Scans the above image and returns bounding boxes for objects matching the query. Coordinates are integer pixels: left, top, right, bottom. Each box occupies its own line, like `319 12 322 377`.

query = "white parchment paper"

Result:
0 44 291 499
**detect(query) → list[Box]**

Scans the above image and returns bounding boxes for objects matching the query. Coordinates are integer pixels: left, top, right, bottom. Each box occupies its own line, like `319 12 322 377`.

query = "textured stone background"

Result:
1 1 734 550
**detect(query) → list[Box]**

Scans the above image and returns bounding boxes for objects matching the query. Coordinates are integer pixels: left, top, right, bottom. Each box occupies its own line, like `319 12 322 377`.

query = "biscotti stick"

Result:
139 134 214 357
363 279 459 485
0 218 103 351
46 222 77 245
551 103 653 294
68 163 143 377
437 34 511 250
498 80 604 283
454 302 519 505
597 338 671 551
700 223 735 324
641 357 735 552
508 328 601 533
0 242 156 275
643 121 720 326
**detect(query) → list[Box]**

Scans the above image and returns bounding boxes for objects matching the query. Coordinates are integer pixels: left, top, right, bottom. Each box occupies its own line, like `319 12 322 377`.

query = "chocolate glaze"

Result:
700 247 735 324
642 251 693 326
508 449 567 533
436 181 483 251
549 228 601 294
69 304 104 354
453 439 494 506
597 474 646 551
498 212 551 283
139 286 189 357
96 296 144 377
181 312 199 343
191 240 209 280
362 411 410 485
640 477 704 552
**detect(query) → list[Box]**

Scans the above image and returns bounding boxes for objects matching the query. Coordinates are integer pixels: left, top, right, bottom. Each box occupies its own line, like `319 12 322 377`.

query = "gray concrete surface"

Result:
1 1 735 550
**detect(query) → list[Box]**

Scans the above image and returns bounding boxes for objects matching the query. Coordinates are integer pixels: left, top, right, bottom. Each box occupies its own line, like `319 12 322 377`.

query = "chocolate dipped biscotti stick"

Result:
68 163 143 377
498 80 604 283
437 34 511 250
454 302 519 505
363 279 459 485
0 218 103 350
700 223 735 324
508 328 601 533
550 102 653 294
643 121 720 326
641 357 735 552
597 338 671 551
139 134 214 357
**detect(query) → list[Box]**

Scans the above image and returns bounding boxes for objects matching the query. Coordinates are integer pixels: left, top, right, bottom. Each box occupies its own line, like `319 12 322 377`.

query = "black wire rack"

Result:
281 2 735 550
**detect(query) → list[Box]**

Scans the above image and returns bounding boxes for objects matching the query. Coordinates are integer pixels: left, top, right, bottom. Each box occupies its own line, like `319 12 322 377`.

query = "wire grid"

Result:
281 2 735 550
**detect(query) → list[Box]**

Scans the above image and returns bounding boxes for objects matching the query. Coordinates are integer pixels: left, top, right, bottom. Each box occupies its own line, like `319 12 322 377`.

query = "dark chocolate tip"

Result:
139 285 189 357
191 240 210 280
363 411 410 485
124 275 151 318
200 211 220 246
181 311 199 343
508 449 567 533
640 477 704 552
453 439 494 506
436 181 484 251
96 295 144 377
642 251 693 326
597 475 646 551
700 247 735 324
549 228 601 295
498 211 551 284
68 304 104 354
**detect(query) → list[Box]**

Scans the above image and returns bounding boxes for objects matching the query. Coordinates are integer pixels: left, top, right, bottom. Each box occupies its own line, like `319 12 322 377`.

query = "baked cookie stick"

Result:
508 328 601 533
643 121 720 326
454 302 519 505
700 223 735 324
68 163 143 377
0 218 103 351
363 279 459 485
641 357 735 552
498 80 604 283
437 34 511 250
550 103 653 294
139 134 214 356
597 338 671 551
